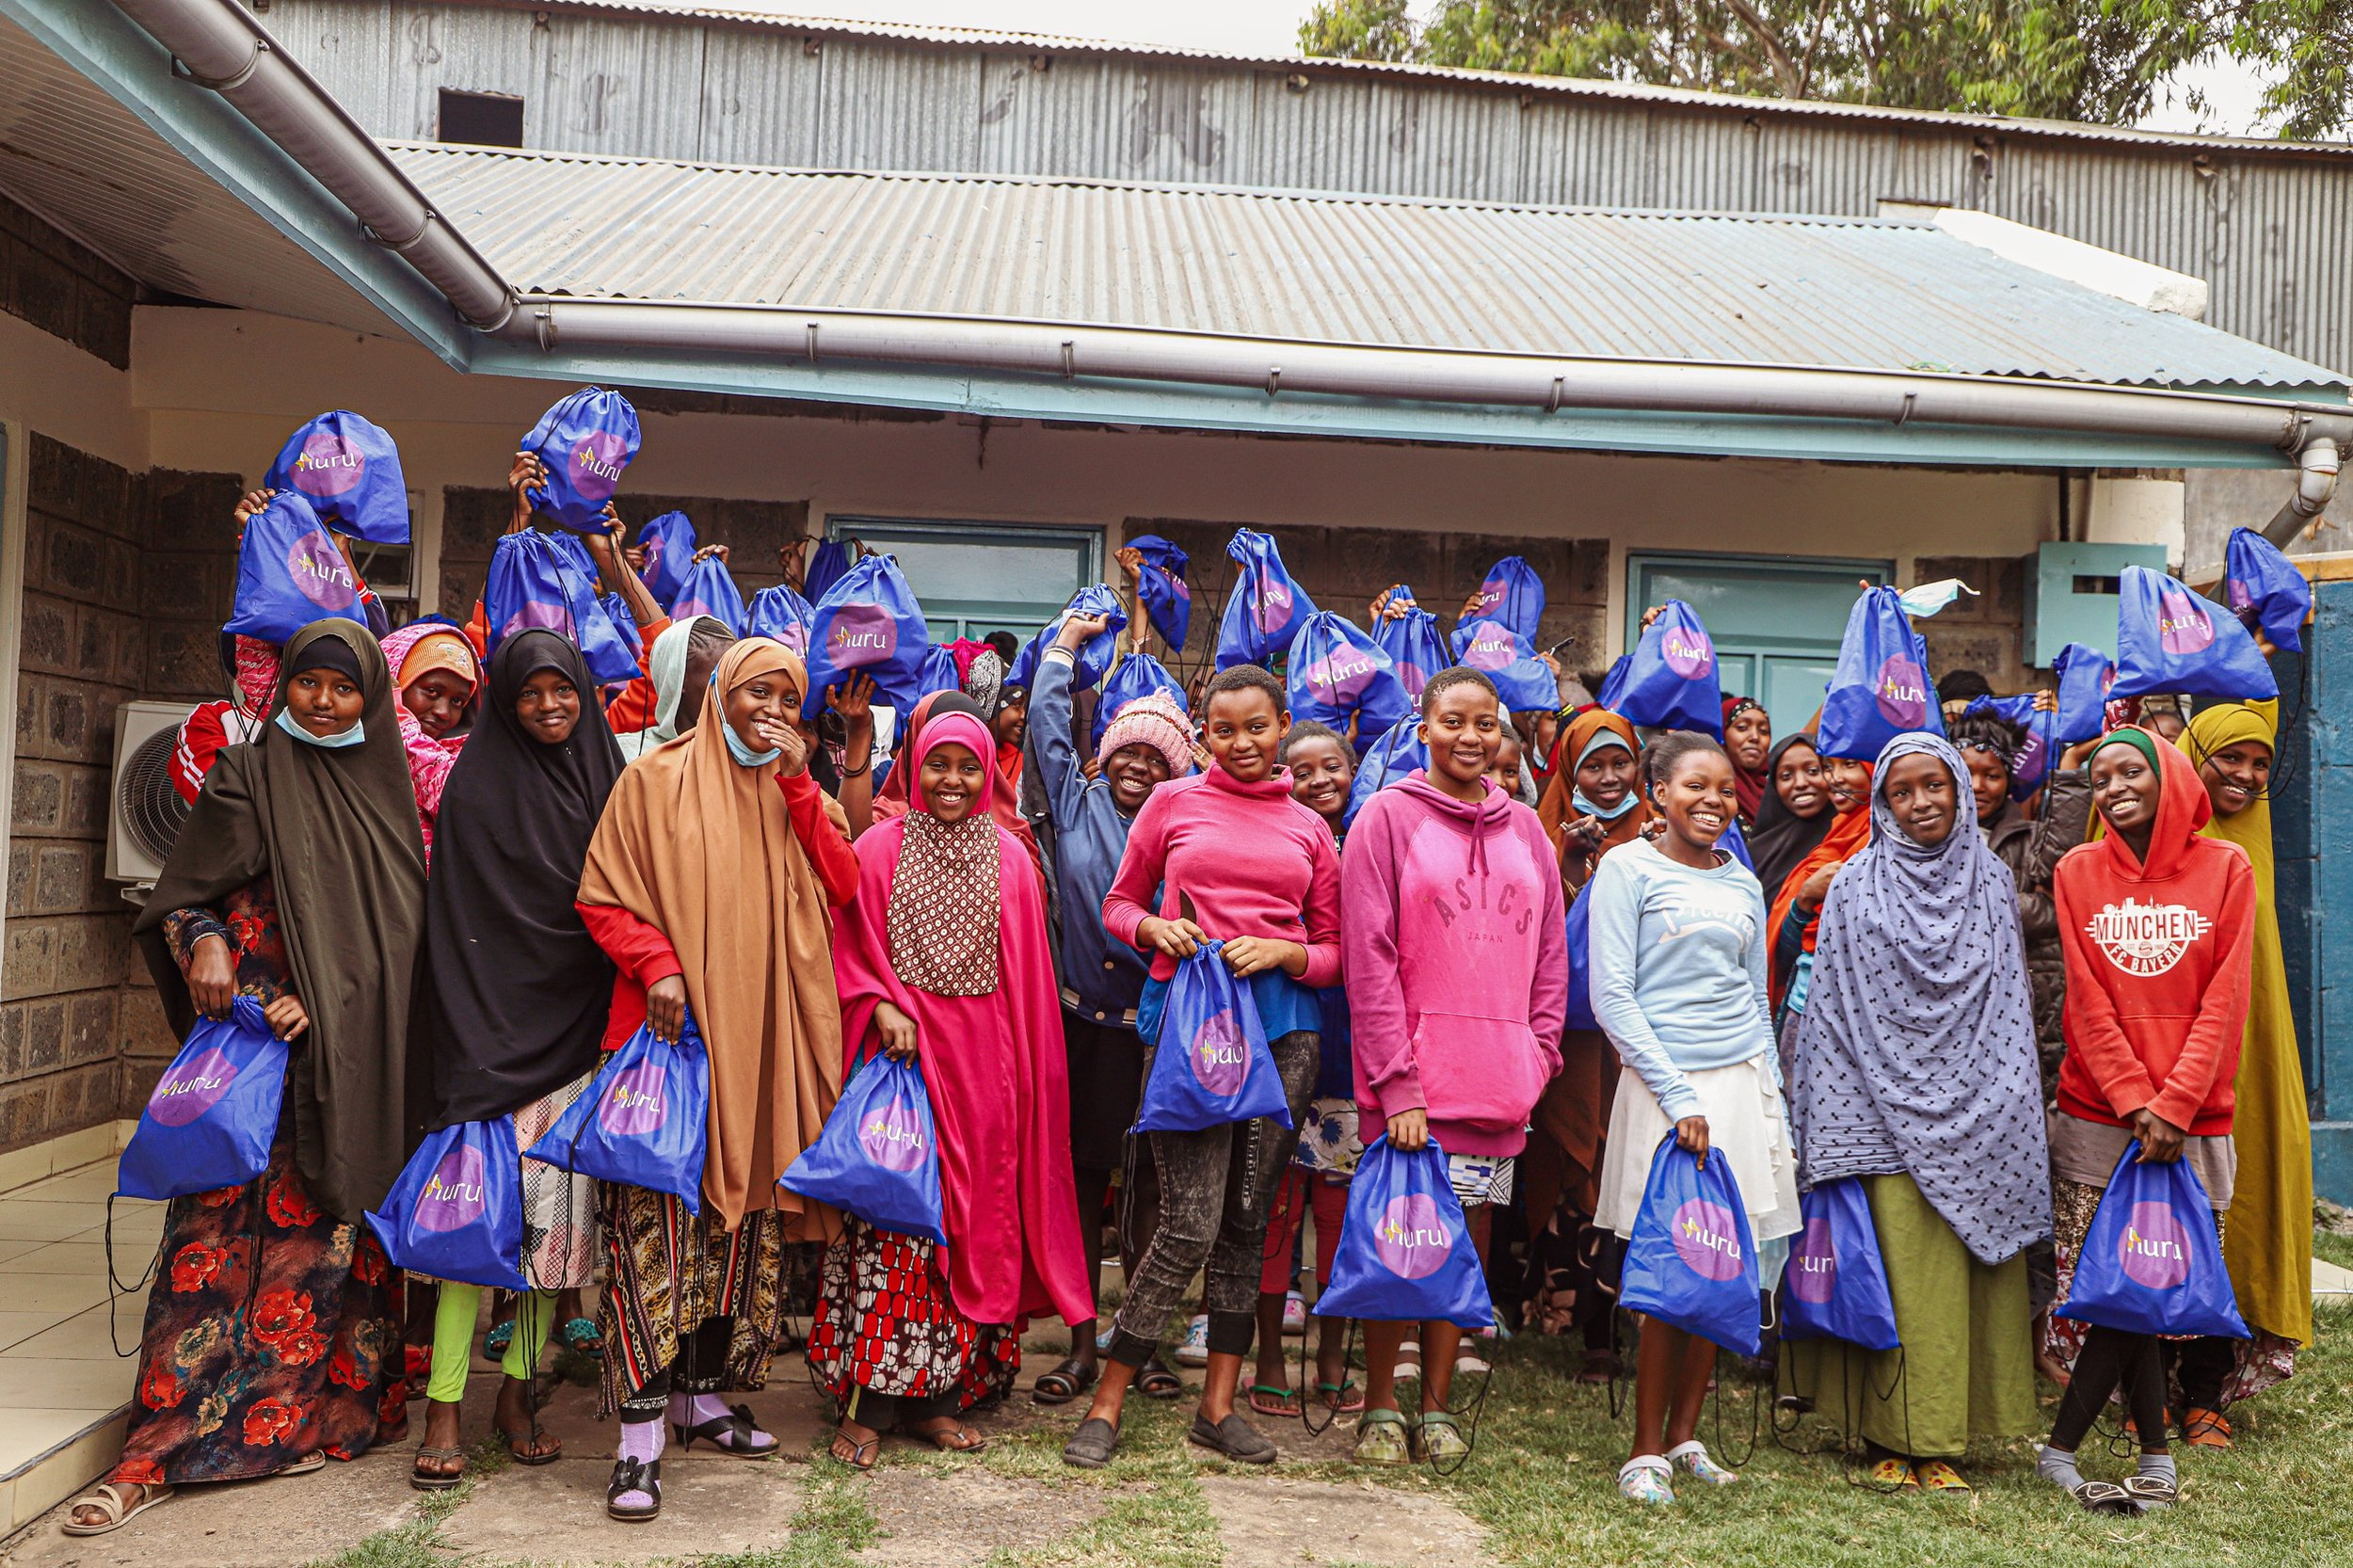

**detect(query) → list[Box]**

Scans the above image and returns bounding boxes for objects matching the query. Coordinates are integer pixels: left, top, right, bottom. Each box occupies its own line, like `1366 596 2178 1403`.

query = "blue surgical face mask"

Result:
274 707 367 749
1573 787 1638 821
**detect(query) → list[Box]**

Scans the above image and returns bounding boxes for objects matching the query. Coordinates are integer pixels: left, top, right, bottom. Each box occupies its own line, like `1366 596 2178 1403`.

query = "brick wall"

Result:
438 488 812 621
0 192 135 369
1912 553 2038 692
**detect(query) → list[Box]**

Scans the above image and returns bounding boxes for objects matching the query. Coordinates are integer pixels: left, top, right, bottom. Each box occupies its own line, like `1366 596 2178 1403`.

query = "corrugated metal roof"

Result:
391 141 2349 390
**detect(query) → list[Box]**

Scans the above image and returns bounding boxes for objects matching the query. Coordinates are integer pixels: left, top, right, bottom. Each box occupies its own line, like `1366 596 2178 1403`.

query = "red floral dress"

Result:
107 880 405 1488
805 1219 1017 1414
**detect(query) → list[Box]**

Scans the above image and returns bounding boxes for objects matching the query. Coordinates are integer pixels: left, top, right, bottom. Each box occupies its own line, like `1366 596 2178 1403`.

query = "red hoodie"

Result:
2053 735 2254 1137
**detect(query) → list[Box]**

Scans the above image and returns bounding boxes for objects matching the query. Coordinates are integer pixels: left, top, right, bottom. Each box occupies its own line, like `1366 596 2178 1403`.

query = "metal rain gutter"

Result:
107 0 514 331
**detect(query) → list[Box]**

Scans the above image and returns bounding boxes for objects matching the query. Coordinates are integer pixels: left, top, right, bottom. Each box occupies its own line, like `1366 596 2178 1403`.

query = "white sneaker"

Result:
1173 1314 1210 1368
1281 1291 1307 1336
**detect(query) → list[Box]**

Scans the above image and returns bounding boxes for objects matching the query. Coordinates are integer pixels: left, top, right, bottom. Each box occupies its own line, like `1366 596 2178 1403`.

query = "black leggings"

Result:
617 1317 736 1424
2051 1326 2168 1452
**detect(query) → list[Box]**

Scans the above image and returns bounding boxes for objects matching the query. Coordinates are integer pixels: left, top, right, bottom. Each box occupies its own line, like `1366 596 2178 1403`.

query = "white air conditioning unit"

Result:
107 700 197 890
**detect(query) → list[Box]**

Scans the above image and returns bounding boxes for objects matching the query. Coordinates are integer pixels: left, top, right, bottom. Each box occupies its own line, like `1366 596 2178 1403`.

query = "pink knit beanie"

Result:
1097 692 1194 777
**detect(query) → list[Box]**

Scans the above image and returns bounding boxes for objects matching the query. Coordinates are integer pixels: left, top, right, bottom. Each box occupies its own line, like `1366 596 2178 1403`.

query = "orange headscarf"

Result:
1536 709 1653 894
1765 760 1874 1009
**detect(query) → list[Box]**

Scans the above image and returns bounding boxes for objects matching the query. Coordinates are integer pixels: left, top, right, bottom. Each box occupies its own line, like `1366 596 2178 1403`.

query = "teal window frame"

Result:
1625 552 1895 733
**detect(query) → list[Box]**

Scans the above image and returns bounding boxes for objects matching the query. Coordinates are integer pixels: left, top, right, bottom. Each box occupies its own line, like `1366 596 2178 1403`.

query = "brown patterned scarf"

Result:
887 811 1002 996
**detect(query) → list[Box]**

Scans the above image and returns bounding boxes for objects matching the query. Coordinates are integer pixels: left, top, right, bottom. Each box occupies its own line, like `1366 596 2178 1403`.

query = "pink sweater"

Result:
1341 774 1568 1157
1102 765 1343 987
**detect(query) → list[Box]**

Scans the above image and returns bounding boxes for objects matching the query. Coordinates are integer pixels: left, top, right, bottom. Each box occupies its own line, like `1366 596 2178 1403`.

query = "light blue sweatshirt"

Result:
1585 837 1775 1121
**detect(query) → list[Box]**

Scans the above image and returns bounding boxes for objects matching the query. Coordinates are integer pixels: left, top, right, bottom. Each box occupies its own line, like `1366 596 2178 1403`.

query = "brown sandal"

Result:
409 1446 467 1491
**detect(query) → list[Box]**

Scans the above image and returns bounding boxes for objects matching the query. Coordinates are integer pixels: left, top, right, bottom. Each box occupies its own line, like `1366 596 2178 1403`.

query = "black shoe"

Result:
606 1457 661 1522
673 1403 780 1458
1063 1416 1120 1469
1188 1412 1277 1464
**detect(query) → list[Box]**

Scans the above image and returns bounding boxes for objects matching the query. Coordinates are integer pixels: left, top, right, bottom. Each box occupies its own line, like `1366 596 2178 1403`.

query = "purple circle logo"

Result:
1253 577 1295 636
285 526 360 612
1873 655 1929 728
1463 629 1515 672
2157 590 2216 656
1189 1007 1250 1096
416 1143 488 1233
1671 1198 1745 1282
1661 622 1715 680
2120 1201 2192 1289
290 431 364 498
568 430 630 502
1788 1216 1837 1304
2014 725 2047 781
641 536 666 581
148 1048 239 1128
599 1063 668 1137
1305 646 1380 707
1393 661 1428 699
1373 1192 1453 1279
856 1096 927 1173
824 603 899 668
776 619 810 656
1476 577 1509 616
1168 572 1193 604
2225 576 2253 612
498 600 575 644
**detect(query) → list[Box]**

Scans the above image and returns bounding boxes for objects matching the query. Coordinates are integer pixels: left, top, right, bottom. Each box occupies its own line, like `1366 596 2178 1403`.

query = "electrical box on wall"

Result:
2024 541 2167 666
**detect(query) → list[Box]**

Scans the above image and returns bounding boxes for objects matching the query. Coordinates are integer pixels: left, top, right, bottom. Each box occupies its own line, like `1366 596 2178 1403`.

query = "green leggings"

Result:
426 1285 556 1404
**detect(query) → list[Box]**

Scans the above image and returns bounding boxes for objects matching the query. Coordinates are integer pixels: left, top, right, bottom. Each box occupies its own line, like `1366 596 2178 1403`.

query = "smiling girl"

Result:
1767 750 1875 1030
1538 710 1650 896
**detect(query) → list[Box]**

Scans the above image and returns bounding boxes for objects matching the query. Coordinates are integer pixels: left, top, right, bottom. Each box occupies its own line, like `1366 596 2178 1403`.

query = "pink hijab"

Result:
379 623 477 861
831 712 1091 1326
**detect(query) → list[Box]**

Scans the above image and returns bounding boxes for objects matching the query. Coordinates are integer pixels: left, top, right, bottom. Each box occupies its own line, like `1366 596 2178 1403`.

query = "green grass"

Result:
694 1468 880 1568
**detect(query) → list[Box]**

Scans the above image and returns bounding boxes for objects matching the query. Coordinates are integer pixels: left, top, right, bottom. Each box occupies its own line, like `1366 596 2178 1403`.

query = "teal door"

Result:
828 518 1101 645
1626 554 1892 736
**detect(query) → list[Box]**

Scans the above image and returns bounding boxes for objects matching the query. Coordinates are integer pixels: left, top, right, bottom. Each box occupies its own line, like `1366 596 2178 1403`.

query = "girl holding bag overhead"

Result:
72 625 425 1538
813 711 1093 1466
1587 732 1800 1506
574 637 860 1525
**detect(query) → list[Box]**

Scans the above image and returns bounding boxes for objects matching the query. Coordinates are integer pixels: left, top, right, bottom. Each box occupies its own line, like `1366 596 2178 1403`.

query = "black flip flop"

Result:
1136 1356 1184 1400
1031 1357 1098 1405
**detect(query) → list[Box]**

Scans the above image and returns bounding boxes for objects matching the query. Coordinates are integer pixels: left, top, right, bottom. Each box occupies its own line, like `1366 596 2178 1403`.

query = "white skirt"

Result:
1593 1056 1802 1246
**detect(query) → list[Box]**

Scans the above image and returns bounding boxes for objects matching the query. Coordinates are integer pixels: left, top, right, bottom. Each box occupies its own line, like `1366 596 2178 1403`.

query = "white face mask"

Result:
274 707 367 749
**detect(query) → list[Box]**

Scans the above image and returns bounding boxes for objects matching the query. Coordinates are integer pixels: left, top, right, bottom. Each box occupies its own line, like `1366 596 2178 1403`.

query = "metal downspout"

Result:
2263 436 2340 546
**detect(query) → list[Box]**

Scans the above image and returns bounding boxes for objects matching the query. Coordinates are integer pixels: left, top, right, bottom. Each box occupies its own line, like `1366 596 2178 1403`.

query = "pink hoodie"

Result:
1342 773 1568 1157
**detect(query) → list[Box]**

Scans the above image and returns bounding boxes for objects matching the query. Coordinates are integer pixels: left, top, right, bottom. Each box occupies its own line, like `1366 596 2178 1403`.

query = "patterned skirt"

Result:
594 1182 786 1417
515 1074 598 1290
805 1219 1017 1411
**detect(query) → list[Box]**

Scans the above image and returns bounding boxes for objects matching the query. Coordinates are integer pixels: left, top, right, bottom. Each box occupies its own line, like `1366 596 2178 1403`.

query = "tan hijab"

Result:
578 637 847 1236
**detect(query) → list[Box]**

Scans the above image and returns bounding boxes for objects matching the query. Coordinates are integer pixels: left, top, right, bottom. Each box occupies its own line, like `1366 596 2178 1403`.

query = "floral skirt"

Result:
805 1219 1017 1411
109 1144 400 1487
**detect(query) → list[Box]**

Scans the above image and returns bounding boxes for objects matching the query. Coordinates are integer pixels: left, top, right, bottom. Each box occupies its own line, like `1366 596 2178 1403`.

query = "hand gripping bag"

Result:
223 491 369 643
2055 1144 2249 1338
2111 566 2278 702
1619 1133 1763 1354
482 531 641 685
1343 715 1428 828
1128 534 1193 651
1470 556 1545 645
1134 942 1292 1133
1817 586 1943 760
365 1118 528 1290
668 553 748 634
1008 584 1128 693
1093 652 1189 747
1450 619 1558 712
525 1015 712 1214
1780 1177 1900 1351
2224 527 2312 653
634 511 697 609
1603 600 1722 736
746 584 815 655
521 388 640 533
117 997 289 1201
801 554 931 718
1286 612 1413 736
1315 1137 1495 1328
1373 589 1450 701
778 1053 944 1242
1964 694 2055 798
2051 643 2115 745
263 410 409 544
1216 530 1317 670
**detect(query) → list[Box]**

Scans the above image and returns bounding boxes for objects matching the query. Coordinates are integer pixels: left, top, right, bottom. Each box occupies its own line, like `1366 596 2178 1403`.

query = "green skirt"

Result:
1785 1173 2038 1459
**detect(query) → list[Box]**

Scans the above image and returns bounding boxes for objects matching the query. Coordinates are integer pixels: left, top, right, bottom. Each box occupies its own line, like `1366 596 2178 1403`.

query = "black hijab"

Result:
1748 731 1837 904
134 621 428 1224
417 632 626 1128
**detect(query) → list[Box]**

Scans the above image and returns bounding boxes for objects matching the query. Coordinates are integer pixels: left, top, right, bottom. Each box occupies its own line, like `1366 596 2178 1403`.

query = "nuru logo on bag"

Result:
1662 624 1714 679
1305 647 1378 704
287 527 360 612
1788 1215 1838 1304
1872 654 1928 728
1393 661 1428 697
147 1048 238 1128
289 432 364 498
568 431 630 501
1190 1008 1249 1096
857 1097 927 1173
824 603 898 667
416 1144 488 1232
2157 590 2216 655
2120 1201 2191 1288
1463 630 1515 672
600 1064 668 1136
1672 1197 1745 1281
1374 1192 1453 1279
1254 576 1295 635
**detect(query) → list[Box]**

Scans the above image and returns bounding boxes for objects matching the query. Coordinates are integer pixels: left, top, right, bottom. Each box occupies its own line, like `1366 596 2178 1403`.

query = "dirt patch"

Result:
855 1469 1117 1566
1196 1475 1491 1568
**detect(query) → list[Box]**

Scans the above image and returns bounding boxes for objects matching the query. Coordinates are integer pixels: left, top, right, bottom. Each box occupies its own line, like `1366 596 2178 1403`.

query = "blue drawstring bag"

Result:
915 644 961 699
223 491 369 642
1093 652 1189 747
1009 584 1128 693
117 998 289 1201
601 593 644 664
800 553 930 719
635 511 696 609
1818 586 1944 760
482 532 642 685
778 1053 945 1242
1450 619 1558 712
521 388 640 533
1287 613 1413 736
1216 530 1317 670
1316 1137 1495 1329
1374 589 1450 701
524 1016 712 1213
2224 527 2311 653
2052 643 2115 745
365 1118 527 1290
806 537 857 602
1344 715 1428 827
2057 1144 2248 1338
1964 694 2055 798
669 553 747 634
1619 1133 1763 1354
1780 1178 1900 1351
1135 942 1292 1132
1471 556 1546 645
1129 534 1193 651
263 410 409 545
1721 817 1753 872
1601 600 1722 736
1562 889 1597 1033
2112 566 2278 702
746 584 815 656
